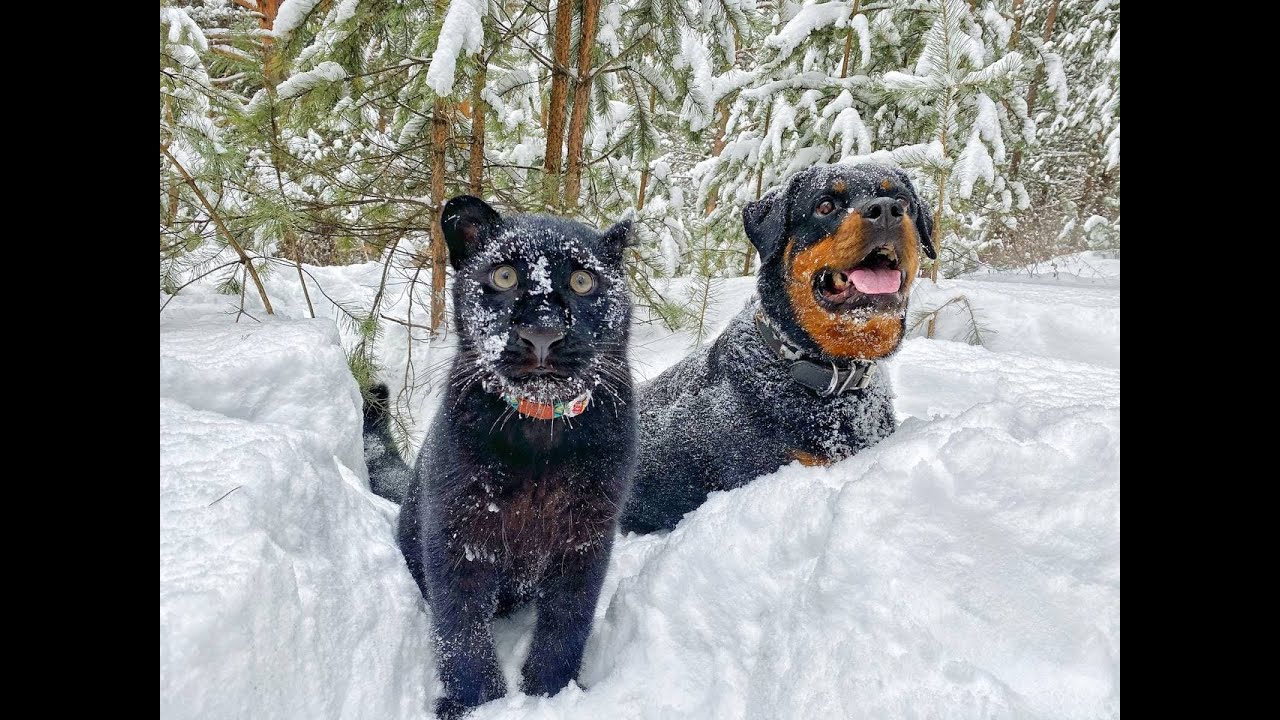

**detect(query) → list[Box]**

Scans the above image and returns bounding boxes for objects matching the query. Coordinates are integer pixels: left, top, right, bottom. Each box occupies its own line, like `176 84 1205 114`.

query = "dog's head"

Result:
744 163 935 361
442 195 633 403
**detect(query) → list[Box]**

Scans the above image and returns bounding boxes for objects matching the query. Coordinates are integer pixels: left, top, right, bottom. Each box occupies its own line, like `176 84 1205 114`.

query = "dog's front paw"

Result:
521 662 576 698
434 696 475 720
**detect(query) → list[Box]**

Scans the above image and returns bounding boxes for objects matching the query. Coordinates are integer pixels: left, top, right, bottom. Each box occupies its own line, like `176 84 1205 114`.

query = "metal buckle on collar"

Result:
758 308 878 397
822 360 841 397
850 362 877 391
820 361 876 397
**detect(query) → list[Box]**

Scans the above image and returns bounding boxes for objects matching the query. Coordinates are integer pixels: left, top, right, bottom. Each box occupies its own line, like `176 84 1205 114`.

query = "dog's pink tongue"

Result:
848 268 901 294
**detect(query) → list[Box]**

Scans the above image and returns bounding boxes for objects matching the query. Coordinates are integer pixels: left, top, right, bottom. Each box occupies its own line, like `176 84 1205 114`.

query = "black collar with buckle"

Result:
753 311 878 397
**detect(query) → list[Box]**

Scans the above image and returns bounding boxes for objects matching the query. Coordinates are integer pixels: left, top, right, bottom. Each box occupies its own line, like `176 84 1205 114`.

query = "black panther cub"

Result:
368 196 637 719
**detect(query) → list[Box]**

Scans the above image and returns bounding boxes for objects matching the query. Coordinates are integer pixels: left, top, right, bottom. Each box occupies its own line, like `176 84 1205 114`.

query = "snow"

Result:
764 95 797 159
850 13 870 70
162 7 208 51
426 0 490 97
1105 121 1120 170
828 106 872 161
819 88 853 118
954 127 995 199
975 92 1005 161
1045 53 1069 111
882 70 938 93
276 61 348 100
160 319 430 719
273 0 324 38
159 251 1119 719
765 2 851 61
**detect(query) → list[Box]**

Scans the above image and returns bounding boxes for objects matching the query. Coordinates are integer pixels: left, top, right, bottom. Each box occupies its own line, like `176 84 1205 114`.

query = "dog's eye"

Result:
490 265 519 290
815 198 836 216
569 270 596 295
895 195 911 211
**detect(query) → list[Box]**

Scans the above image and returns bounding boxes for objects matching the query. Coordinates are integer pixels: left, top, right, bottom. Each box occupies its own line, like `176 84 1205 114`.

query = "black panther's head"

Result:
742 163 936 361
441 195 633 404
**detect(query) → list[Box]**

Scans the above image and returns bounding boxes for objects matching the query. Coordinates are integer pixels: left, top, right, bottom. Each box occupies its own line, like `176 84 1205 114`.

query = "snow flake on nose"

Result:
529 255 552 295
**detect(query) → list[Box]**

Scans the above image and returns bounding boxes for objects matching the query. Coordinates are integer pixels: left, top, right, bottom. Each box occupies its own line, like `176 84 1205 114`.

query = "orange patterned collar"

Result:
500 389 592 420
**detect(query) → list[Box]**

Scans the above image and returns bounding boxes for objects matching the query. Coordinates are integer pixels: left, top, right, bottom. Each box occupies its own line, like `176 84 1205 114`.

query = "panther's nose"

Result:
516 327 565 366
860 197 904 229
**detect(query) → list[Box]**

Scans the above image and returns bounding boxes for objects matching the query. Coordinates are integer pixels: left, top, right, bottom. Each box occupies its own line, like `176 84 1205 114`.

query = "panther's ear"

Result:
441 195 502 270
598 218 633 266
892 169 936 260
743 186 789 265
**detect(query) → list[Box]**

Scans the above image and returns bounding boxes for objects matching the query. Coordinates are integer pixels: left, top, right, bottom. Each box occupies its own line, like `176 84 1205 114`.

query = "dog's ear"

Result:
892 169 936 260
441 195 502 270
743 186 789 265
598 218 633 266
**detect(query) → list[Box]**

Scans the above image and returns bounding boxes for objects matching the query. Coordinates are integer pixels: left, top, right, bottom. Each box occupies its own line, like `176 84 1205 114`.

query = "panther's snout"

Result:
516 326 565 367
502 325 581 398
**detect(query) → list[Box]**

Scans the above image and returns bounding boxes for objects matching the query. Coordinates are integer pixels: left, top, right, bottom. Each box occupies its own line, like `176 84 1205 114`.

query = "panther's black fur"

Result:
368 195 637 718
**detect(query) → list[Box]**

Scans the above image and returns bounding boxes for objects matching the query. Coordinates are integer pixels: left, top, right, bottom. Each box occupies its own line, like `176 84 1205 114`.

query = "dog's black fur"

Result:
368 196 637 718
619 163 935 534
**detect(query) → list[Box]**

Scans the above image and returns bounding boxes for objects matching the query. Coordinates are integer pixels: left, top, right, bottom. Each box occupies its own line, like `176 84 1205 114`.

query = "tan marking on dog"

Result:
832 180 847 193
783 214 921 359
791 450 829 467
899 213 921 295
880 179 894 191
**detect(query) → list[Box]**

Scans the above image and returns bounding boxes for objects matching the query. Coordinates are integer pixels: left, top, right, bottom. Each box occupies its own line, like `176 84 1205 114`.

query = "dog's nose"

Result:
516 327 565 366
860 197 904 228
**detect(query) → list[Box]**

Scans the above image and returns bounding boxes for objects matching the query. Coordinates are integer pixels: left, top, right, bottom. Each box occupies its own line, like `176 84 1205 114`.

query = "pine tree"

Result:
161 0 1120 372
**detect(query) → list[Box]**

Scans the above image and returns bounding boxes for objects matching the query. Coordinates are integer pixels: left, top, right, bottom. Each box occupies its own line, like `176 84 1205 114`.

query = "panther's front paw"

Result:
434 696 475 720
520 663 576 699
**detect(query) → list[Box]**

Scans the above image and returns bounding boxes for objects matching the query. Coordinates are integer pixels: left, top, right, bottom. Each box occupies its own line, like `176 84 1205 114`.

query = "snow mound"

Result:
159 252 1119 719
159 319 431 719
910 251 1121 368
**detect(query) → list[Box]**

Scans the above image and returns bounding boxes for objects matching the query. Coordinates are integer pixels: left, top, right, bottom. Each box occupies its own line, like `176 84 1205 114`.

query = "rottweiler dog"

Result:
619 163 935 533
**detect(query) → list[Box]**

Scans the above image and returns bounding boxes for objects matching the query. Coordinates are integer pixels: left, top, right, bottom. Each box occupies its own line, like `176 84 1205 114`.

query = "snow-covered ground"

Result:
160 251 1119 719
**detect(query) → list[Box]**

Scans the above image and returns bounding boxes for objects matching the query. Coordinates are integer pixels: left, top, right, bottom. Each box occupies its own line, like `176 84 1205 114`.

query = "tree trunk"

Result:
704 100 732 215
1007 0 1025 51
924 178 945 338
839 0 863 79
563 0 603 212
429 96 451 335
744 102 774 275
251 0 285 86
1009 0 1061 178
469 61 488 196
163 95 180 225
162 145 274 315
754 103 772 202
635 88 657 210
928 68 955 335
930 87 951 288
542 0 575 210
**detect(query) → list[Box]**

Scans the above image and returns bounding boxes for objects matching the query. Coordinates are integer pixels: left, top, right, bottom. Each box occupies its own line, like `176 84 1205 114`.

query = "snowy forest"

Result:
159 2 1120 718
160 0 1118 362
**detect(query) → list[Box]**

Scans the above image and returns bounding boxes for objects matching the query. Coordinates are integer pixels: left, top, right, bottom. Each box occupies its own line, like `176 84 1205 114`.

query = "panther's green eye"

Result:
569 270 595 295
491 265 518 290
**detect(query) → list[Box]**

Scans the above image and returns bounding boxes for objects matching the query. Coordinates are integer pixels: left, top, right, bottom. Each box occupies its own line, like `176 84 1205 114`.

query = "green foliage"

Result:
160 0 1117 383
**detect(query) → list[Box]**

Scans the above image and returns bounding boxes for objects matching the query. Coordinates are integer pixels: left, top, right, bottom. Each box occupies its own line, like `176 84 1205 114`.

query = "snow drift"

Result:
159 252 1120 719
